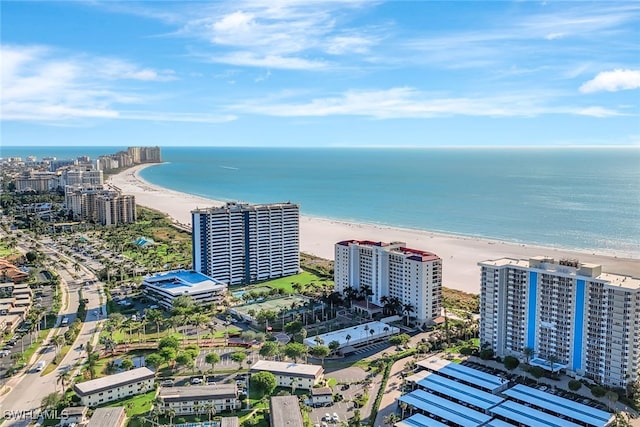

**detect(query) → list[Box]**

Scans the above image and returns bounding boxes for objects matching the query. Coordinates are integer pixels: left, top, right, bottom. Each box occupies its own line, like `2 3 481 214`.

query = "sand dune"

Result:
109 164 640 293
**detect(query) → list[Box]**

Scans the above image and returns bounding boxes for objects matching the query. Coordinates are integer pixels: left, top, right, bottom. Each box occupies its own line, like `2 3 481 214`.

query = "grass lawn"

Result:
20 330 48 365
444 338 480 355
103 390 157 416
254 271 332 294
326 377 337 387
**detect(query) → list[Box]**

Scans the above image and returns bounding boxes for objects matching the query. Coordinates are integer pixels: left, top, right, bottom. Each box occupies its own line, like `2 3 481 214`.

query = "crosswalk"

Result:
351 342 388 355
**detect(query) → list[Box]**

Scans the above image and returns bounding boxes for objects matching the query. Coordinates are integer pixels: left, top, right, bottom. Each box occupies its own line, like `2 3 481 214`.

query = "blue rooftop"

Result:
417 372 504 410
491 400 583 427
395 413 449 427
399 389 491 427
503 384 612 427
418 357 505 392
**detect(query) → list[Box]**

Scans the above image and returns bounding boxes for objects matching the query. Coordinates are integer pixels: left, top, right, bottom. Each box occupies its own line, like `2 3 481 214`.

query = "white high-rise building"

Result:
479 256 640 388
334 240 442 325
192 202 299 285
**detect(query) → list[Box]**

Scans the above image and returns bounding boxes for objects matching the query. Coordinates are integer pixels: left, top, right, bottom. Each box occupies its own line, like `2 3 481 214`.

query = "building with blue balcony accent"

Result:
479 256 640 388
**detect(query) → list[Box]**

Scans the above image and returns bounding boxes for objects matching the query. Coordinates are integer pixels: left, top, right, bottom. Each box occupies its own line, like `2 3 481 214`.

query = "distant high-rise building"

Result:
192 202 299 285
334 240 442 325
96 193 136 226
64 167 103 186
479 256 640 387
127 146 161 163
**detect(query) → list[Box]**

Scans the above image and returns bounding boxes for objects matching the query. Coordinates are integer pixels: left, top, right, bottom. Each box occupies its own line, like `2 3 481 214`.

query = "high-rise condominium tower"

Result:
192 202 299 285
334 240 442 325
479 256 640 387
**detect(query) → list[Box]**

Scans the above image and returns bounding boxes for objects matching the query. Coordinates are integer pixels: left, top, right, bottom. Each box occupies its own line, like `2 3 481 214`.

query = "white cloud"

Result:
579 69 640 93
230 87 626 119
209 52 329 70
0 45 230 124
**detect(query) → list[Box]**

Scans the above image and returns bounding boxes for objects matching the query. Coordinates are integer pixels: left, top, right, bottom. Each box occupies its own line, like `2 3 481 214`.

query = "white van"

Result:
35 360 45 372
61 317 69 326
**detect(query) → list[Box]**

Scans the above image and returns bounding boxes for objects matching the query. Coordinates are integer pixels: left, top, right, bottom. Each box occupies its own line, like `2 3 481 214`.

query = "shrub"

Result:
460 347 474 356
568 380 582 391
479 349 494 360
529 366 545 379
591 386 606 398
503 356 520 371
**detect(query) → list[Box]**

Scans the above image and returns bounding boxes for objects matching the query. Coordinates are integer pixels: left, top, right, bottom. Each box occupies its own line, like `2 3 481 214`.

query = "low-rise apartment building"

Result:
250 360 324 391
86 407 127 427
141 270 227 310
157 385 240 415
73 367 155 407
270 396 303 427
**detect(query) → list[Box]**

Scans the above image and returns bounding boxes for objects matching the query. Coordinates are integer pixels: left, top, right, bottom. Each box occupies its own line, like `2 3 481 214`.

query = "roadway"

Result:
0 237 106 426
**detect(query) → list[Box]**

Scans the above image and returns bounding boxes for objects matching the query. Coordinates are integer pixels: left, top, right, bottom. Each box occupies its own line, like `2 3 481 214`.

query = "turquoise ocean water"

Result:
2 146 639 256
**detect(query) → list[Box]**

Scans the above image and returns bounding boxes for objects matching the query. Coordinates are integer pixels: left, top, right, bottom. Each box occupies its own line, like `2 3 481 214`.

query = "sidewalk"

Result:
373 355 413 427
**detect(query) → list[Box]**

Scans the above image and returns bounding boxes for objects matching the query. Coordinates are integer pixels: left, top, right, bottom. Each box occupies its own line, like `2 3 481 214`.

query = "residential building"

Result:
250 360 323 391
73 367 155 406
63 167 103 186
269 396 304 427
14 171 60 193
220 417 240 427
127 146 161 163
158 384 240 415
479 256 640 387
334 240 442 325
86 407 127 427
96 193 136 226
310 387 333 406
141 270 227 310
192 202 299 285
60 407 88 426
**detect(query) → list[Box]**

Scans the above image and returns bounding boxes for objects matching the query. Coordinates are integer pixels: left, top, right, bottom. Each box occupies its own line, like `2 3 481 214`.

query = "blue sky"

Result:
1 1 639 147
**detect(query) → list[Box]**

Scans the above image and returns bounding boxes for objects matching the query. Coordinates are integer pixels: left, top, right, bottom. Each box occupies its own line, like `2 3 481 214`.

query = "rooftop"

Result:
417 356 505 392
159 384 238 401
86 407 126 427
417 372 504 410
336 240 440 262
503 384 612 427
491 400 583 427
269 395 304 427
311 387 332 396
399 389 492 427
394 413 449 427
142 270 227 296
220 417 240 427
74 367 155 396
250 360 323 379
192 202 299 214
304 321 399 349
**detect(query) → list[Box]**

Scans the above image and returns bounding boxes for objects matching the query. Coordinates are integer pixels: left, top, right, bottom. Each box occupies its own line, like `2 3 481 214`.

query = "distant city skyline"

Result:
1 1 639 147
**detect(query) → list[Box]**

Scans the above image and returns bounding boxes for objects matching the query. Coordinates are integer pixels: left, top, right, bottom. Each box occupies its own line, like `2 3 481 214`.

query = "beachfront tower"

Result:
334 240 442 326
479 256 640 388
192 202 300 285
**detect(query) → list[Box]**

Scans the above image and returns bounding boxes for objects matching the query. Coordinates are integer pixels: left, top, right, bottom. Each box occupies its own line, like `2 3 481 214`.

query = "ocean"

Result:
3 146 639 256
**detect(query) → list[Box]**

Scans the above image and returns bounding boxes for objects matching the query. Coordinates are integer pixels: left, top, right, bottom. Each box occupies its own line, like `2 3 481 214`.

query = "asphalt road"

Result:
1 242 106 427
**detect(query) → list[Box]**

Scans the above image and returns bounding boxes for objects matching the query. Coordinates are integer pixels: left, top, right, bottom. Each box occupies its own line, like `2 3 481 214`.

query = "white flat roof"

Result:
491 400 583 427
395 413 449 427
503 384 612 427
142 270 226 296
304 321 399 348
250 360 323 379
399 389 492 427
74 367 155 396
417 357 505 391
417 372 504 411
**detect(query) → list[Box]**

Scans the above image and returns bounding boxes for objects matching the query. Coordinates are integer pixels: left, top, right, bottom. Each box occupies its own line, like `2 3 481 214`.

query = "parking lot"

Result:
309 366 369 426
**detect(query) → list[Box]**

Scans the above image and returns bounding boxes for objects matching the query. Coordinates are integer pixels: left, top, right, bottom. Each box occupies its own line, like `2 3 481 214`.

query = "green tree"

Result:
568 380 582 391
523 347 535 364
159 347 177 369
259 341 279 360
503 356 520 370
251 371 277 398
389 334 411 347
145 308 164 340
145 353 164 371
205 352 220 373
284 342 308 363
230 352 247 368
56 370 71 393
158 335 180 351
175 352 194 372
120 358 134 370
284 320 303 335
310 345 331 364
41 392 61 411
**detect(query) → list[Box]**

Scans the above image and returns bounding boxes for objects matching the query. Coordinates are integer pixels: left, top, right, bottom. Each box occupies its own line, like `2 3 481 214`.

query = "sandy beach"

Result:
109 164 640 294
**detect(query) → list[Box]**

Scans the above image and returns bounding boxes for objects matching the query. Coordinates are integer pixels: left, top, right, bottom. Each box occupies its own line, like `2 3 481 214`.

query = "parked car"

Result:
191 378 204 385
161 380 174 387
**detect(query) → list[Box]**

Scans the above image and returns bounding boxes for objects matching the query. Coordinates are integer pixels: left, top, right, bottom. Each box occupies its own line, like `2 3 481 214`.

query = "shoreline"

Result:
109 164 640 294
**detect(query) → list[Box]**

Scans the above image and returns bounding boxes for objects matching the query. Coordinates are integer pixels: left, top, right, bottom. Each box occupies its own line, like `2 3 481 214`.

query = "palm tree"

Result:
547 353 559 373
402 303 415 326
56 370 71 393
53 334 65 356
205 404 216 422
523 347 535 365
192 313 209 347
345 334 352 347
165 407 176 426
383 413 400 426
